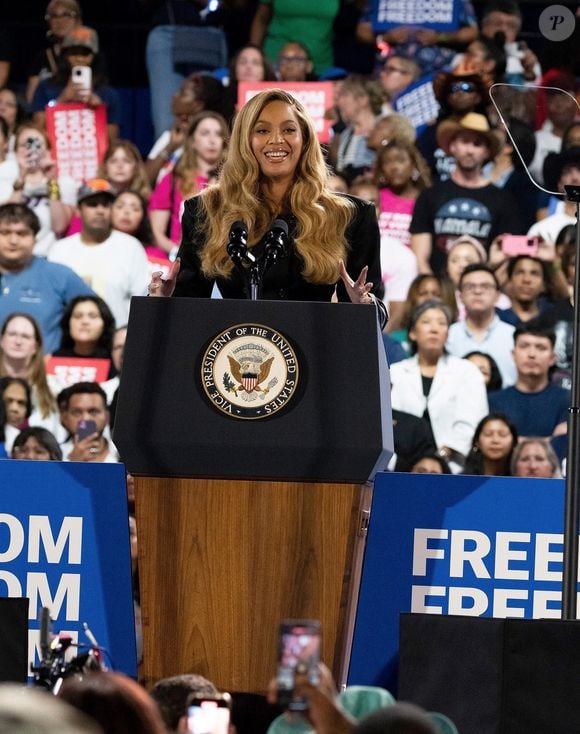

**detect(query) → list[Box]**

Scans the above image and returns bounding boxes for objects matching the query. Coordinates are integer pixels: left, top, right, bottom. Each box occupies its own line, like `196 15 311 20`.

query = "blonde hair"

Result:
174 111 229 198
100 139 151 200
198 88 355 283
0 313 56 419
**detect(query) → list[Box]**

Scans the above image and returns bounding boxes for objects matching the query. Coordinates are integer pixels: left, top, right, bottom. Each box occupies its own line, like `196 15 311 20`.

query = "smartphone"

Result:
276 619 321 711
77 419 97 441
186 693 231 734
25 136 43 168
501 235 539 257
71 65 92 90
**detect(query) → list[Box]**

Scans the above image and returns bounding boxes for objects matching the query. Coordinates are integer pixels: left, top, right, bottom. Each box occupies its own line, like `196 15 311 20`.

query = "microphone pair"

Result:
227 219 289 268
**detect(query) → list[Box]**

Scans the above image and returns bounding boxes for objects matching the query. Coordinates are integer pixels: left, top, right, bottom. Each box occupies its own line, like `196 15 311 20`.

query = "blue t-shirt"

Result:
31 80 122 125
0 257 95 353
488 383 570 437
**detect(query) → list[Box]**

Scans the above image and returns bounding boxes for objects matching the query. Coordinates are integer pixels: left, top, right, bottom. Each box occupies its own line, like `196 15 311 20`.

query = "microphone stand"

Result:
562 183 580 620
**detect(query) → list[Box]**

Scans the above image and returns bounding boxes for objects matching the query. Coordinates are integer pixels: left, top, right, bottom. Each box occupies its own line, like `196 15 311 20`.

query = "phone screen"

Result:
77 419 97 441
277 619 321 710
187 699 230 734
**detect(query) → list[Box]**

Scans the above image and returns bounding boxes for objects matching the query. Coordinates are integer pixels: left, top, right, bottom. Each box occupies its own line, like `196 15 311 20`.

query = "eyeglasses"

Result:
279 56 308 64
45 11 77 20
382 65 412 75
449 82 477 94
461 282 497 293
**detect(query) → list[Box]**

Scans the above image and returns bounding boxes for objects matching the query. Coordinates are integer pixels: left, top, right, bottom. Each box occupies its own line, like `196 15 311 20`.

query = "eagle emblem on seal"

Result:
227 354 274 394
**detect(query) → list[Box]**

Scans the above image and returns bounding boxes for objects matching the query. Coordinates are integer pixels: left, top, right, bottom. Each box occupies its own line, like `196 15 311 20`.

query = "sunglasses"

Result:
449 81 477 94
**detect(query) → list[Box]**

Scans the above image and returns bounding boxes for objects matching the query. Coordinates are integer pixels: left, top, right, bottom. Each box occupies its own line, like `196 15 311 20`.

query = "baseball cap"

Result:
77 178 115 204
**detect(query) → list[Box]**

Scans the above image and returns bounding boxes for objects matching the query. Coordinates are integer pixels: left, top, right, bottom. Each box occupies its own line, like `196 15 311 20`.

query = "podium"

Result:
114 297 393 691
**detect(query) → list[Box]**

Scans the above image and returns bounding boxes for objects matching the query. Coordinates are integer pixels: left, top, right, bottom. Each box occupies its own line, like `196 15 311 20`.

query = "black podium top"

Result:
114 297 392 482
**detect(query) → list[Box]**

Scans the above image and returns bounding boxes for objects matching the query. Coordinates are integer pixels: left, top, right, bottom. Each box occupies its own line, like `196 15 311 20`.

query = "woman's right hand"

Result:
147 258 181 297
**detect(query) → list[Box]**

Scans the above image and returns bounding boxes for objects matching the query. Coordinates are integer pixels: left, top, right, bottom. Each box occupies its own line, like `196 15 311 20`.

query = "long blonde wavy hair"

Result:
0 313 56 419
198 89 355 283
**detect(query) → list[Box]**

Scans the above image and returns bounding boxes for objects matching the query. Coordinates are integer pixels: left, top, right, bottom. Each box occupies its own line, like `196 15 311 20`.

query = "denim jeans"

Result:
146 26 185 139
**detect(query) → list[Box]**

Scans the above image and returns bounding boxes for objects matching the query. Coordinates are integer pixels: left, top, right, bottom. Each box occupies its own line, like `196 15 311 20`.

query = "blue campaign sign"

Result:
393 74 440 138
371 0 461 32
348 472 572 691
0 461 136 678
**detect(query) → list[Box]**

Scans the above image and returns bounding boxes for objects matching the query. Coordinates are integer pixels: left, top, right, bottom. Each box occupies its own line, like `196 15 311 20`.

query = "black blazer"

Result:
173 192 386 324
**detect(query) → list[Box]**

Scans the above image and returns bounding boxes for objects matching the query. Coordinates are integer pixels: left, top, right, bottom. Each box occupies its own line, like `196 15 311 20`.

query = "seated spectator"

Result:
25 0 82 104
146 73 233 186
528 74 577 185
150 673 218 733
59 671 166 734
444 234 489 317
463 412 518 476
58 381 118 462
464 350 503 392
411 453 451 474
0 203 94 352
0 312 59 430
390 300 489 472
111 190 163 264
488 323 570 438
0 117 18 201
374 139 430 330
390 273 457 347
446 263 516 387
411 112 522 276
222 45 277 125
457 35 507 83
511 436 562 479
53 295 116 378
100 140 151 201
497 255 551 326
5 122 76 255
31 25 121 142
102 325 127 415
0 86 27 159
48 180 150 330
367 113 417 158
12 425 62 460
149 111 228 257
376 53 420 114
0 375 32 451
332 76 382 185
277 42 316 82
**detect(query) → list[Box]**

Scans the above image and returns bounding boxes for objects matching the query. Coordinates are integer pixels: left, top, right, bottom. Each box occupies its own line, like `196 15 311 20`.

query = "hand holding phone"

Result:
76 419 97 441
187 693 231 734
71 65 92 102
501 235 539 257
276 619 321 710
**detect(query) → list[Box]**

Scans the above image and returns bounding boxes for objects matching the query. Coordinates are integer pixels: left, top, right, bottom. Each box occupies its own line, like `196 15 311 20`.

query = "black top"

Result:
174 193 387 327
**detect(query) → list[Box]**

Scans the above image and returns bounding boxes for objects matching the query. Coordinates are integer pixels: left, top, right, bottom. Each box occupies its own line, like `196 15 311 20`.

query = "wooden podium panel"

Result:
135 477 364 692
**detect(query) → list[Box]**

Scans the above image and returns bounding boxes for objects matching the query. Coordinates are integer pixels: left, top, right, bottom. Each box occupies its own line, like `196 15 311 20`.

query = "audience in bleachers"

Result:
11 425 63 461
462 411 518 476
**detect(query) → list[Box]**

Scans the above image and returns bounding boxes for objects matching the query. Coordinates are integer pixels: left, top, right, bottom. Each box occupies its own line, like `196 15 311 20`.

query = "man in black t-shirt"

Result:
411 112 523 275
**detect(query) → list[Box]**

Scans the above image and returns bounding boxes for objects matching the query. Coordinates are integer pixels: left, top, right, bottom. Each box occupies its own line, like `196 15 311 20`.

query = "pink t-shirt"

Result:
149 172 208 244
378 188 415 248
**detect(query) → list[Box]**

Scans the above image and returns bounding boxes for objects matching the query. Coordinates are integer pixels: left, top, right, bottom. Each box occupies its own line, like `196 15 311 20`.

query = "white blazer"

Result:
389 354 489 457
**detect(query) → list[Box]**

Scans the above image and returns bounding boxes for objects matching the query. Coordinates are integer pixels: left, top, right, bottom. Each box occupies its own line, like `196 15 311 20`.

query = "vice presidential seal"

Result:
201 324 299 419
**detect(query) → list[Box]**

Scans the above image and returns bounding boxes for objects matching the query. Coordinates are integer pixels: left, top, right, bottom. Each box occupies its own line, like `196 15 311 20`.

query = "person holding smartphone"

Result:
30 26 121 142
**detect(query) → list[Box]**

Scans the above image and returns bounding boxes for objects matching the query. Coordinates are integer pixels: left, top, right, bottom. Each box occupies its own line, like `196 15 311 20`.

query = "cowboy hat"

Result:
436 112 500 158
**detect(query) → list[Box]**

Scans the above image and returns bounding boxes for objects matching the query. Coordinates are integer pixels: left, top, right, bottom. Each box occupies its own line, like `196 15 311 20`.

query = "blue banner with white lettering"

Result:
348 472 572 691
0 461 136 677
372 0 461 32
393 74 440 137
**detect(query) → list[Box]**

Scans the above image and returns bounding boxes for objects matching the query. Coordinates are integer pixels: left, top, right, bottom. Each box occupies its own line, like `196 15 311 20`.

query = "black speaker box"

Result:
0 597 28 683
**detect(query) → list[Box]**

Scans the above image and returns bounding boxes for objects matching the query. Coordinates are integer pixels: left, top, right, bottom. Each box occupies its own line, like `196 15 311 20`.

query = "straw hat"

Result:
436 112 500 158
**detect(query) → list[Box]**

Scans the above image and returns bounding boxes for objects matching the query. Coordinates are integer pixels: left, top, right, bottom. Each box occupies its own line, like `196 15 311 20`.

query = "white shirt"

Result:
528 211 576 244
48 229 151 329
380 235 418 304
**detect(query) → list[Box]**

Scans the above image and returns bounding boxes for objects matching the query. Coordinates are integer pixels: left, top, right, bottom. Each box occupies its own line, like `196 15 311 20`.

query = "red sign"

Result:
237 82 334 143
46 356 111 388
45 103 108 187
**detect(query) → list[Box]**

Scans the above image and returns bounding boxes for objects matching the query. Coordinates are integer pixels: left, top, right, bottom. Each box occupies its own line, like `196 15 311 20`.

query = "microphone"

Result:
263 218 288 270
227 220 256 267
39 607 51 661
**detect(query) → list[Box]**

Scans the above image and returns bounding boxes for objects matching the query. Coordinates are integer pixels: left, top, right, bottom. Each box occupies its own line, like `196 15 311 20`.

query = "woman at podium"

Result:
147 88 387 328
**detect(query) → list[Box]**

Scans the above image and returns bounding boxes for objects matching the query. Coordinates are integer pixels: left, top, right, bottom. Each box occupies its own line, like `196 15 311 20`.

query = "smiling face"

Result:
69 299 105 346
251 100 304 185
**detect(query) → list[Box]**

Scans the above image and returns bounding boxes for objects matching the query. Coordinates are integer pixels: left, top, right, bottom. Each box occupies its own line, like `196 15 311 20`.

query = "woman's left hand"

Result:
339 259 374 305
